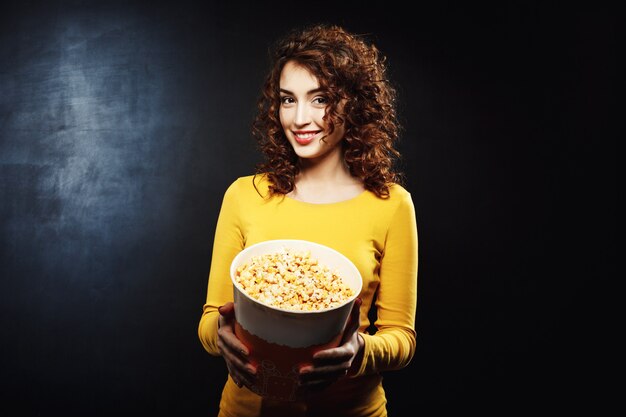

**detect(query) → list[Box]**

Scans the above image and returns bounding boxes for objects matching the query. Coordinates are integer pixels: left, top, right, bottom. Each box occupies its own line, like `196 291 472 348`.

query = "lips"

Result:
293 130 321 145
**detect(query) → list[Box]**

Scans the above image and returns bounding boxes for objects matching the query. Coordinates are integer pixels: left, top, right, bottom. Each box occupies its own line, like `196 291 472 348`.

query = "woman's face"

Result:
278 61 345 161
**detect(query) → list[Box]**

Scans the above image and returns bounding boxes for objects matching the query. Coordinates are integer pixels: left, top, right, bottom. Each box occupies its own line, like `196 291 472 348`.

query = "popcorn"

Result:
234 247 355 311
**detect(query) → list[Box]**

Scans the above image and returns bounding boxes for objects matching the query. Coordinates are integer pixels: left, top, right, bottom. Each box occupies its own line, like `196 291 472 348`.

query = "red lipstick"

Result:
293 130 320 145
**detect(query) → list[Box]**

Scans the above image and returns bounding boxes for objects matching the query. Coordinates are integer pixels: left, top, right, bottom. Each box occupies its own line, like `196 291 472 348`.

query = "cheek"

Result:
313 109 327 127
279 108 290 128
328 124 346 144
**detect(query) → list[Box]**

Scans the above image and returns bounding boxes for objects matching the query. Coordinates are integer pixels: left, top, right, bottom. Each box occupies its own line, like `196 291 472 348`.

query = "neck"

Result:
297 146 350 183
290 145 365 203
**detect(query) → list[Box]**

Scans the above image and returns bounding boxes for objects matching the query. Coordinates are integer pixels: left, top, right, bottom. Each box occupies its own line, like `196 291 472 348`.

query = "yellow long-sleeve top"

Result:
198 174 418 417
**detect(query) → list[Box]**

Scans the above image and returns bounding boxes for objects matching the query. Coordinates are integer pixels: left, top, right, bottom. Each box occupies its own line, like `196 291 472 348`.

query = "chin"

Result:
294 151 321 160
289 142 318 158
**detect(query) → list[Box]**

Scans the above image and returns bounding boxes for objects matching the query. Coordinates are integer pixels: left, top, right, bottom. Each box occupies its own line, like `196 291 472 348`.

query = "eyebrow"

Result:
279 88 325 95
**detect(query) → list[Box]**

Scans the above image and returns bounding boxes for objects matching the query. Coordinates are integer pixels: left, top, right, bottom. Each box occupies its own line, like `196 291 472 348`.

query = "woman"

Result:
198 24 418 417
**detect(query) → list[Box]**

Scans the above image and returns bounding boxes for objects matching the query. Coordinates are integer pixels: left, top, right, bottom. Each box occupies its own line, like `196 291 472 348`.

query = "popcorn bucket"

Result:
230 239 362 401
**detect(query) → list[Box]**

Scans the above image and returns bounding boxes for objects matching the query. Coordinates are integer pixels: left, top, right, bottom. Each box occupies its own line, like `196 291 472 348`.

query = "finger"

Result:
218 303 236 330
217 329 250 356
217 338 255 374
216 319 251 358
225 358 257 390
228 364 256 389
239 369 257 387
299 368 348 387
299 363 349 382
227 365 241 387
230 367 257 388
311 347 353 365
218 302 235 317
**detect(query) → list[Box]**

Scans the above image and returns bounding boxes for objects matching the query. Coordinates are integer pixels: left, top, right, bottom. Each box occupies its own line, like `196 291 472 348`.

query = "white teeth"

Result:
294 132 318 139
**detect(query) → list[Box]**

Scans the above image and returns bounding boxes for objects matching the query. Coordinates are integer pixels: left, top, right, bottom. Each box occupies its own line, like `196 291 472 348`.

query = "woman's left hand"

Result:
298 298 364 392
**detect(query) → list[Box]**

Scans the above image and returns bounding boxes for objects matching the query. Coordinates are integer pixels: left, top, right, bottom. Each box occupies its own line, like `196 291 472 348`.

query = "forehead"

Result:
279 61 319 90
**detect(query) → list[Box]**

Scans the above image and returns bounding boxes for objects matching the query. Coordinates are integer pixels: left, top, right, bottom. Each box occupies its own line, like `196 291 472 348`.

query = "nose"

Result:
294 102 311 126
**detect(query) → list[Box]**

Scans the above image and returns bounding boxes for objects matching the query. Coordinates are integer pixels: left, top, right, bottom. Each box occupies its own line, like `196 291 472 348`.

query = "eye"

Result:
280 96 295 105
312 96 328 105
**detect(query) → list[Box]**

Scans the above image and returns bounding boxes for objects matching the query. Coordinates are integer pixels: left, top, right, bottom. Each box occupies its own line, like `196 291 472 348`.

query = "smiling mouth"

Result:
293 131 321 145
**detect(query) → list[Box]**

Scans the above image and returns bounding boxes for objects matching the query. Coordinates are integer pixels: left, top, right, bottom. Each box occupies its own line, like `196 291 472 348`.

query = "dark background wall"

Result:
0 1 616 415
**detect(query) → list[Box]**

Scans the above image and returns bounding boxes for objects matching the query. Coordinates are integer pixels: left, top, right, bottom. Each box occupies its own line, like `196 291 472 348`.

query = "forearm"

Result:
198 304 221 356
352 327 416 376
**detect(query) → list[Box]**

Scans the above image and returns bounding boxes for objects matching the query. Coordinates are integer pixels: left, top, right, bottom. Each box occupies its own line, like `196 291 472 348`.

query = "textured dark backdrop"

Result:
0 1 616 415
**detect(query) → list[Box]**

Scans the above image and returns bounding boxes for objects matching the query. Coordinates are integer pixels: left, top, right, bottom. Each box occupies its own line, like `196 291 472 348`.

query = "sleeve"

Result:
197 179 245 355
355 191 419 375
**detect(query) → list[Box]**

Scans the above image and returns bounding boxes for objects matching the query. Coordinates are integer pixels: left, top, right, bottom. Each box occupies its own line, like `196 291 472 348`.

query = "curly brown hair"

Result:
252 24 403 198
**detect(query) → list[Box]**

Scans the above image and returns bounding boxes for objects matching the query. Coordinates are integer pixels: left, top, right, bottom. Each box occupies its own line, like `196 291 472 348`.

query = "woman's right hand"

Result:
217 302 257 388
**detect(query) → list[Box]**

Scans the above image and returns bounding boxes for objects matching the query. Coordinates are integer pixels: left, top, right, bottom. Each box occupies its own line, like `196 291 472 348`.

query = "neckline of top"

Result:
283 189 370 206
